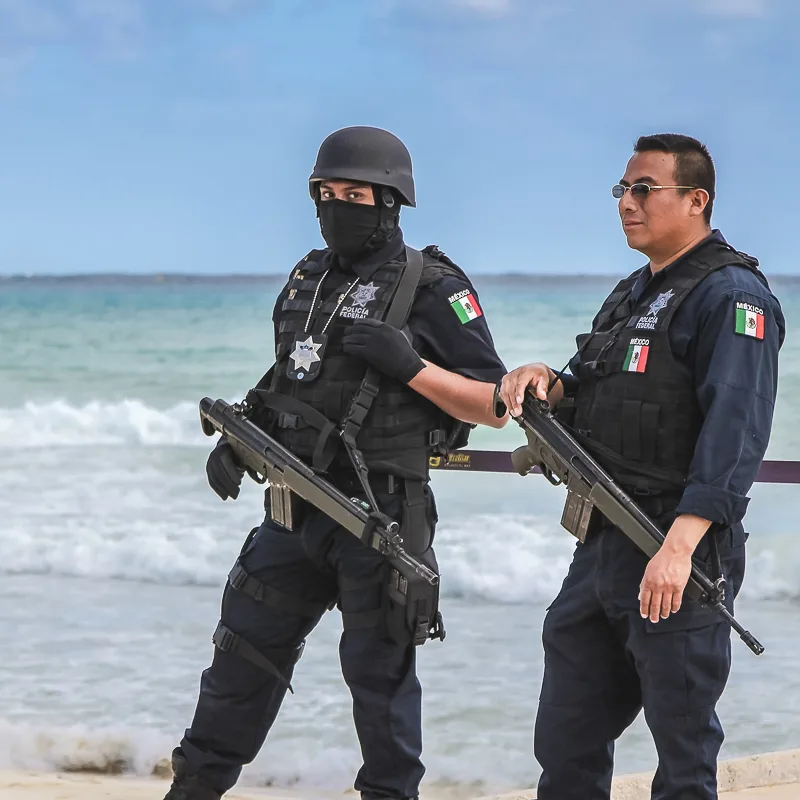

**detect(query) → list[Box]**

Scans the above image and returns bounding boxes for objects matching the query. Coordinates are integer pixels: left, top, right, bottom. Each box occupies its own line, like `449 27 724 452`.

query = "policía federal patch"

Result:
448 288 483 324
734 301 765 340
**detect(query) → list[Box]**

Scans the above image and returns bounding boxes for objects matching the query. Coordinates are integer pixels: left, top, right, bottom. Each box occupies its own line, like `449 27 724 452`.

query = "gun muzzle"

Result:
511 445 538 476
740 629 765 656
397 551 439 586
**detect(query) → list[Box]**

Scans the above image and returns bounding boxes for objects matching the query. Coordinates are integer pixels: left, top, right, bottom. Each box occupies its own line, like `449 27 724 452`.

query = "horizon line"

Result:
5 271 800 282
0 271 622 281
3 272 800 285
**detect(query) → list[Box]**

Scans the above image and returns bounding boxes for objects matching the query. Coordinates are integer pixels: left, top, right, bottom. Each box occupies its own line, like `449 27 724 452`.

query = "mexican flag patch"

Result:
623 338 650 373
448 289 483 324
734 301 765 340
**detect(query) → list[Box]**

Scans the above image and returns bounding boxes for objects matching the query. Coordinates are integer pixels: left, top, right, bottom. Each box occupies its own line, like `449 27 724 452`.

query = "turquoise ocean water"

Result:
1 272 799 796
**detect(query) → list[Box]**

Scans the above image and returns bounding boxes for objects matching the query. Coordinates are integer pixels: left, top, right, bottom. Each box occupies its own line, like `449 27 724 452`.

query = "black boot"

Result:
163 752 221 800
163 774 221 800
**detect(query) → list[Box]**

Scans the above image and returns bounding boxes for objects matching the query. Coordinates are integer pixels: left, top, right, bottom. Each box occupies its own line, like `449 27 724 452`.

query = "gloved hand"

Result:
341 318 426 384
206 438 246 501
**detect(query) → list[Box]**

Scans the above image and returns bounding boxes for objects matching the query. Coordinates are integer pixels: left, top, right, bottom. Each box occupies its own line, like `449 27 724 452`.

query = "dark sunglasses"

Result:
612 183 698 200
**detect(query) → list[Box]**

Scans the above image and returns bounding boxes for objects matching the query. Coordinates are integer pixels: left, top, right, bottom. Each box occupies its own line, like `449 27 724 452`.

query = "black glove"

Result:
206 438 246 501
341 318 425 384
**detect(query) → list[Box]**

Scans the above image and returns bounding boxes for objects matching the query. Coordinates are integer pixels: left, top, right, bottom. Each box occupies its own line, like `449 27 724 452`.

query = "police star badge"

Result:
287 334 326 381
341 282 381 320
349 282 380 308
648 289 675 317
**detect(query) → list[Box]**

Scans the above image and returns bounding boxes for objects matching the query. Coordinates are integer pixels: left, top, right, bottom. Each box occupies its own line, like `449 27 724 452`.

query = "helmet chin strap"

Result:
365 187 400 250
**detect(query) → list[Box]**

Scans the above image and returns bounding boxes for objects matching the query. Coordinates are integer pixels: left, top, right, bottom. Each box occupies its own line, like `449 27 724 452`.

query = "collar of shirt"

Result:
302 230 406 280
631 228 728 303
342 230 406 280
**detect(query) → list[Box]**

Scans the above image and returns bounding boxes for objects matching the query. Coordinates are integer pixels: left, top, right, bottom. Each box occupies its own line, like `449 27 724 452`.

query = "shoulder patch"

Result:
734 300 765 340
449 289 483 323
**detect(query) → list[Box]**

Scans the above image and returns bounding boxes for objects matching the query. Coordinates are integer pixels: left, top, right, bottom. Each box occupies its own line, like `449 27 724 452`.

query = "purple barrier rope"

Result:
428 450 800 484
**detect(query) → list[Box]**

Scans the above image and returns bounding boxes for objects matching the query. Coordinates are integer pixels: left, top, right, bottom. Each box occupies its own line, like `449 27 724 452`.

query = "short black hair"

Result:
634 133 715 223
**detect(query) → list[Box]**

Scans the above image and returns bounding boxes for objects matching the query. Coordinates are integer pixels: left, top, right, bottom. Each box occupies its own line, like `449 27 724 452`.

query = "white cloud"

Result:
448 0 770 20
0 0 270 69
187 0 259 11
0 49 33 87
0 0 267 51
70 0 146 52
0 0 63 39
700 0 768 18
449 0 513 16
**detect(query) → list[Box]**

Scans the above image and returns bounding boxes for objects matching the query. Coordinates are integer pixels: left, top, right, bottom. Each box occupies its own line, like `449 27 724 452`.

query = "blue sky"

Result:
1 0 798 276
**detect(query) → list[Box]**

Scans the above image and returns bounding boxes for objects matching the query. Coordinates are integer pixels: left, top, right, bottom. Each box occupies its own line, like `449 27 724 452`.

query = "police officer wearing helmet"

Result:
164 126 508 800
499 133 784 800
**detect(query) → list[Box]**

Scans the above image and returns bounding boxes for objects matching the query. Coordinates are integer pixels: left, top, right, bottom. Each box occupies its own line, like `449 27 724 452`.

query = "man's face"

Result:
617 151 702 254
317 180 375 205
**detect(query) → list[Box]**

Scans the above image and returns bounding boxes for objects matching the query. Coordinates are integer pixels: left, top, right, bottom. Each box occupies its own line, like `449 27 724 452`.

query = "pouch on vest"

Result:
382 547 445 647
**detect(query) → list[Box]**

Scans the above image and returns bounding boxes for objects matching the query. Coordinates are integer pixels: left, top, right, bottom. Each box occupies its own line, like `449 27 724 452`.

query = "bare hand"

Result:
499 363 554 417
639 547 693 623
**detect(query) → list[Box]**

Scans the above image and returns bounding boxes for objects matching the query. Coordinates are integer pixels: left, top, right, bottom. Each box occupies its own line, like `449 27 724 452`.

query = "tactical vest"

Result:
559 239 767 496
254 246 472 482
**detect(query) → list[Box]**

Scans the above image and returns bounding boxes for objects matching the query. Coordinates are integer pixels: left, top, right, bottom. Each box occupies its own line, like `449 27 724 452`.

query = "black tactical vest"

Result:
560 238 766 496
255 246 472 482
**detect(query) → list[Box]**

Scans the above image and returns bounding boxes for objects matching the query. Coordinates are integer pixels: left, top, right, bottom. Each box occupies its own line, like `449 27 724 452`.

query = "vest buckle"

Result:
278 412 300 429
360 380 380 399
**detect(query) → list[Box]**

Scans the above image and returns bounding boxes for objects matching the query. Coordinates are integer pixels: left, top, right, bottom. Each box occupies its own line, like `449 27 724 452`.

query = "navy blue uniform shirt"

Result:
271 231 506 384
566 230 785 527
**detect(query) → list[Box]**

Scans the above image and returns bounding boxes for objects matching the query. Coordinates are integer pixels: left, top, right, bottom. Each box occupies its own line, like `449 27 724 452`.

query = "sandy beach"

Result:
0 771 315 800
2 748 800 800
1 769 799 800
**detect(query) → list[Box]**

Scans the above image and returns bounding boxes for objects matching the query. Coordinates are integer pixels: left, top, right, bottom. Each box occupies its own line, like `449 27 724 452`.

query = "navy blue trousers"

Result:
175 490 427 800
534 524 746 800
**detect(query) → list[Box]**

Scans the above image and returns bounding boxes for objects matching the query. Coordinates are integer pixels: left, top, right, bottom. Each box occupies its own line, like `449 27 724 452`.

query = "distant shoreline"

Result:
5 273 800 285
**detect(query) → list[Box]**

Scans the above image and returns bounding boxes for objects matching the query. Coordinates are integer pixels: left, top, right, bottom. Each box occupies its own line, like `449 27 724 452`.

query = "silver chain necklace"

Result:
304 270 361 334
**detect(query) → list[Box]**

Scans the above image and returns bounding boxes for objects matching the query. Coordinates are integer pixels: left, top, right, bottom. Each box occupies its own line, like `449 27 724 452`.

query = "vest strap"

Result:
253 391 339 472
340 247 425 509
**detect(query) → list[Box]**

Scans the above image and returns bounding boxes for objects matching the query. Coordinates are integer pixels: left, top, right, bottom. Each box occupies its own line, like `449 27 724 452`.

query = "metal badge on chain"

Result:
287 271 361 382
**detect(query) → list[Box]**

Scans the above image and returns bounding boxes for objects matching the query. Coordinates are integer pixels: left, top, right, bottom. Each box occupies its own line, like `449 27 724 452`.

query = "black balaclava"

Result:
317 186 401 263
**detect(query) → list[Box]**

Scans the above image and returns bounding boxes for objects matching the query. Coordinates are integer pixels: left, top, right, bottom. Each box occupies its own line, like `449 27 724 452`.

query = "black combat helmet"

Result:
309 126 416 207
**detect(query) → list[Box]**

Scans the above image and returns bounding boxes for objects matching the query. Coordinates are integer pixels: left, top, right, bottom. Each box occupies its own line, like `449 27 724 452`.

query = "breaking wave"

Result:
0 718 523 794
1 507 797 603
2 398 798 604
0 399 206 447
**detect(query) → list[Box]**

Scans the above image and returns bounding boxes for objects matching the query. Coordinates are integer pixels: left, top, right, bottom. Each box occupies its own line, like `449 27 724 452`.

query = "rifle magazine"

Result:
267 466 294 531
560 488 597 542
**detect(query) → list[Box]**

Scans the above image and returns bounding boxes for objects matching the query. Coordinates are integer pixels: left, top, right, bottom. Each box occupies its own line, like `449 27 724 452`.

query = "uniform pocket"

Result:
644 605 722 634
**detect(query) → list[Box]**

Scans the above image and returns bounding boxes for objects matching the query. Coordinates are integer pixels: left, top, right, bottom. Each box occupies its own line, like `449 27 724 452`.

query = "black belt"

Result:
332 472 405 497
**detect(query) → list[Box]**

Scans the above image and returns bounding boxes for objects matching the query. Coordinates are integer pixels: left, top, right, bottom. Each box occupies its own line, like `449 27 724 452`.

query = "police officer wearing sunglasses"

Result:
500 133 785 800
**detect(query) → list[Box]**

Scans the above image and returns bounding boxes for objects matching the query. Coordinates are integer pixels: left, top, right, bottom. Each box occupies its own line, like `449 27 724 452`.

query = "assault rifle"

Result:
506 391 765 656
199 397 438 587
